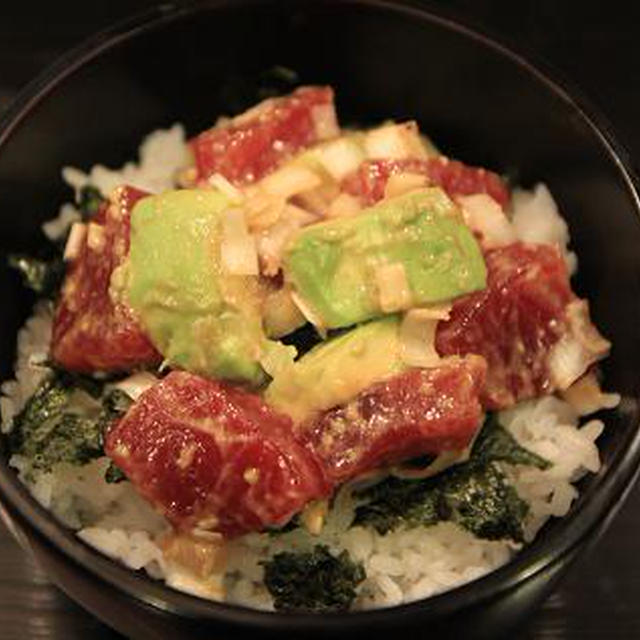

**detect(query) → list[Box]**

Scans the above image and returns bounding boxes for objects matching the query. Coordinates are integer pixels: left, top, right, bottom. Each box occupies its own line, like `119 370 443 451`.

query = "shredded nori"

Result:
101 388 133 419
262 545 365 612
354 414 551 542
8 372 132 473
266 515 301 537
44 365 107 399
472 414 551 470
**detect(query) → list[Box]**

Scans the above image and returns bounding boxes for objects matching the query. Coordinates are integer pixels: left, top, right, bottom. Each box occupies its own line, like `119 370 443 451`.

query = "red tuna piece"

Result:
296 356 487 485
190 86 337 185
341 157 510 208
51 186 161 372
105 371 330 537
436 242 574 409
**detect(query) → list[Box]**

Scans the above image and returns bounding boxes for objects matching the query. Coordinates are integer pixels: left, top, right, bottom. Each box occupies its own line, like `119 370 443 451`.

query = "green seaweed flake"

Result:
262 545 365 612
354 414 550 542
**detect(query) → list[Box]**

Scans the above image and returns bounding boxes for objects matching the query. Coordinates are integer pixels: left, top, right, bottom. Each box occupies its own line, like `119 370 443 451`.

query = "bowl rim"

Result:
1 0 640 630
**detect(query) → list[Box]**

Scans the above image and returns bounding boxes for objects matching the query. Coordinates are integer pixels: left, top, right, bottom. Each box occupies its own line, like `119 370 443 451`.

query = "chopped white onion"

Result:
326 193 361 218
293 181 341 217
313 137 364 181
311 104 340 141
86 222 106 252
259 165 322 200
111 371 159 401
364 121 429 160
300 499 329 535
263 287 306 338
220 208 259 275
208 173 244 203
286 203 318 227
290 291 325 332
384 172 428 200
63 222 87 261
413 302 452 321
456 193 516 248
548 300 611 390
392 448 470 479
399 308 442 368
177 166 198 189
561 371 621 416
547 339 583 391
259 341 297 379
160 532 226 599
375 263 412 313
244 189 286 231
257 206 311 276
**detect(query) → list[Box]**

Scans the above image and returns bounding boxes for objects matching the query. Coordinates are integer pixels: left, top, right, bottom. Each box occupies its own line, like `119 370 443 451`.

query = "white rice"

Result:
40 125 190 244
1 300 53 429
0 127 618 609
511 183 578 274
62 124 189 198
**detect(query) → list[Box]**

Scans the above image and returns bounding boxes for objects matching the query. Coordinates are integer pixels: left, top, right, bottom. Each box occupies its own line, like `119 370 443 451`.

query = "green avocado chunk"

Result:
282 188 486 329
265 316 405 424
128 189 268 386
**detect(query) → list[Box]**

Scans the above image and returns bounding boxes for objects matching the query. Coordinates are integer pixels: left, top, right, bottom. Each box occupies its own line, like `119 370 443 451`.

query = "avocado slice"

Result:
265 316 405 424
127 189 268 386
282 188 486 329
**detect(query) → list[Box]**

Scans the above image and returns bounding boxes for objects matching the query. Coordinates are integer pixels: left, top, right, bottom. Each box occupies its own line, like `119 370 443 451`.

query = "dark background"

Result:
0 1 639 638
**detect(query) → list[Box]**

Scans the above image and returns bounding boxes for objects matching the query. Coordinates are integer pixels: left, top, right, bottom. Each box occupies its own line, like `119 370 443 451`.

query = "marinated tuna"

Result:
190 86 337 185
105 371 330 537
436 242 608 408
51 185 160 372
297 356 487 484
341 157 510 208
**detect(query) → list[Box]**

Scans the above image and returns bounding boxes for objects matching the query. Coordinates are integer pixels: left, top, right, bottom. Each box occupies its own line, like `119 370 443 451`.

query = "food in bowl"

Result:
1 85 619 612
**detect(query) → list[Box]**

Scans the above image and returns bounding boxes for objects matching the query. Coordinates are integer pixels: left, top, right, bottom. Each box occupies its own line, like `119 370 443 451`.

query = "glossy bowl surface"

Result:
1 1 639 638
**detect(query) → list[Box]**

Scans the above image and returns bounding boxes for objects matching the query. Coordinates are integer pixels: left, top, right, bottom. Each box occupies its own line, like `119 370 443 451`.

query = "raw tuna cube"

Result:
51 185 161 372
341 157 510 208
296 356 487 484
190 86 337 185
436 242 608 409
105 371 330 537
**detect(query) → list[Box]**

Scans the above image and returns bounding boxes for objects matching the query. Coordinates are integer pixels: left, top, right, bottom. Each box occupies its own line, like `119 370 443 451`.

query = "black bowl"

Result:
1 1 640 638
